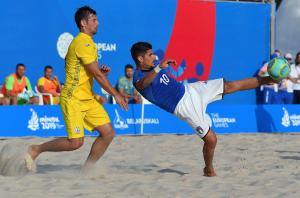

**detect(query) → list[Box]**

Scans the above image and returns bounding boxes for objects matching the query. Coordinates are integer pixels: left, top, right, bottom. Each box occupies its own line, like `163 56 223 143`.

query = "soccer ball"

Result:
267 57 291 81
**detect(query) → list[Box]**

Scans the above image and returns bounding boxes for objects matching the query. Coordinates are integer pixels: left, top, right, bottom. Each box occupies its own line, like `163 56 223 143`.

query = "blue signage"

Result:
1 104 300 137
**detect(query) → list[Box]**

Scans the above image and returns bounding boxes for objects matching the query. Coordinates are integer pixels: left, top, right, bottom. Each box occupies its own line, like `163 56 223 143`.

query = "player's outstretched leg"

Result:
224 76 277 95
202 129 217 177
81 123 115 172
27 138 84 170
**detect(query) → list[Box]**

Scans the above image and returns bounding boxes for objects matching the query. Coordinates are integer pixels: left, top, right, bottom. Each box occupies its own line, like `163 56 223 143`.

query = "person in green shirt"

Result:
2 63 38 105
117 64 141 104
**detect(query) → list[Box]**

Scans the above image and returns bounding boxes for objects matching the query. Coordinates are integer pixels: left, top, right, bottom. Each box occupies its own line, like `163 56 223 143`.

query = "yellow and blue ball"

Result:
267 57 291 80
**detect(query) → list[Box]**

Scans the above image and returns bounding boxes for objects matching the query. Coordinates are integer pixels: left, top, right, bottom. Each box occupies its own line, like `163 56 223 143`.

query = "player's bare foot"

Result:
28 145 40 160
23 145 40 172
24 152 36 172
203 167 216 177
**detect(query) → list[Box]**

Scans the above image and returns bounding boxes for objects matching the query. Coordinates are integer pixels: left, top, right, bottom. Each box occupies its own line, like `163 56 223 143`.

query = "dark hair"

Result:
125 64 134 70
44 65 53 72
75 6 96 29
16 63 25 70
295 52 300 65
130 42 152 65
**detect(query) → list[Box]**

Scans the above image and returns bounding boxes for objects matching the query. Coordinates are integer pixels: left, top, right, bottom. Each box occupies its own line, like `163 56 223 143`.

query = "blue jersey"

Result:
133 68 185 113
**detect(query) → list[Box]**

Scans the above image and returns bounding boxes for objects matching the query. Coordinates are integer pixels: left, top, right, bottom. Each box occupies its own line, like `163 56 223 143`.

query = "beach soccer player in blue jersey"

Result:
131 42 277 177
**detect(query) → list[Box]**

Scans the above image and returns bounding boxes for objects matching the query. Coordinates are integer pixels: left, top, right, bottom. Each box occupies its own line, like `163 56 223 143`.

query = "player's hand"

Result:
160 59 177 69
100 64 111 76
114 93 128 111
98 96 107 104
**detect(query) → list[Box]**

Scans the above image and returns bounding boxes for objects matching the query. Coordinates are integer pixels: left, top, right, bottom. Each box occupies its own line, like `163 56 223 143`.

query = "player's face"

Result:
85 14 98 35
141 49 156 68
16 66 25 78
125 68 133 79
44 68 53 79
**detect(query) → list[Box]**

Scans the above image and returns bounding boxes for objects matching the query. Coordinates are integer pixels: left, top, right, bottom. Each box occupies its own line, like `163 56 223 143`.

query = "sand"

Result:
0 133 300 198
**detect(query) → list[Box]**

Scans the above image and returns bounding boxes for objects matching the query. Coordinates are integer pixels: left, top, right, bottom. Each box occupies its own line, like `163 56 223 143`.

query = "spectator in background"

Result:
289 52 300 104
37 65 62 105
278 53 294 104
2 63 38 105
258 53 279 104
117 64 141 104
274 49 281 57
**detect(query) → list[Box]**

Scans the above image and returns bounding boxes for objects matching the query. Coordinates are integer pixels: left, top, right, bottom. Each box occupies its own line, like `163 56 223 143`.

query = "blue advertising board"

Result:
1 104 300 138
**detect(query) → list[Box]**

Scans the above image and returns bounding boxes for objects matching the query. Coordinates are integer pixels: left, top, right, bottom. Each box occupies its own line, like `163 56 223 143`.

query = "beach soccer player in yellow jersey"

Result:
25 6 128 172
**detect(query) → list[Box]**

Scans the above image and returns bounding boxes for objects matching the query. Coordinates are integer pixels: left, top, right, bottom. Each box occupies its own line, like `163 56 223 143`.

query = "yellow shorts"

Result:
60 97 111 139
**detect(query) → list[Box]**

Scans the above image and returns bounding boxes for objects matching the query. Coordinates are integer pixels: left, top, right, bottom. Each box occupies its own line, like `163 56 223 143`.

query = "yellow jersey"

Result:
61 32 98 100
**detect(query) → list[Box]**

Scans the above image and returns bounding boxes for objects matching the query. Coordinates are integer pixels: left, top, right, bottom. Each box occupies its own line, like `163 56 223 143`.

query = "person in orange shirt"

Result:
2 63 38 105
37 65 62 104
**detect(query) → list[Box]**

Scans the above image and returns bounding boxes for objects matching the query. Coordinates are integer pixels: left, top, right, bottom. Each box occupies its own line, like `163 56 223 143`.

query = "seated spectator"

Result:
2 63 38 105
37 65 61 105
117 64 141 104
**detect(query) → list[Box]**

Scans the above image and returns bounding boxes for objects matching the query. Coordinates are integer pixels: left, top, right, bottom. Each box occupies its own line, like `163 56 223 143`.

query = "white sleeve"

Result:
289 64 297 78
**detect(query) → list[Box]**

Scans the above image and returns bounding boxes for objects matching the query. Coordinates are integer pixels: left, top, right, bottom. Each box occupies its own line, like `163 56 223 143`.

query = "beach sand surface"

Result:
0 133 300 198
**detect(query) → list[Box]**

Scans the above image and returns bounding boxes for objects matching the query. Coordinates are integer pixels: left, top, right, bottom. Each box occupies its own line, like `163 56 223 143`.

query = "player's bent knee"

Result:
203 130 217 147
68 138 84 150
102 130 115 141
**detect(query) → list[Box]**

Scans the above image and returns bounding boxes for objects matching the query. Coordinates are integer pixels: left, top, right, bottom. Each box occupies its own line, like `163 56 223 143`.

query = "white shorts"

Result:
174 79 224 138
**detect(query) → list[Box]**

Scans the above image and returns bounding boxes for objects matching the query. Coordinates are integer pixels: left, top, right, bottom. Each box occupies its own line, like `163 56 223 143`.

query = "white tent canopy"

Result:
276 0 300 59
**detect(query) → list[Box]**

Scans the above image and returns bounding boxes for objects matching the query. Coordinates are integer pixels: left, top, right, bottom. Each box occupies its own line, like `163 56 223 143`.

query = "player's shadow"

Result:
112 164 188 175
37 164 80 174
275 150 300 154
255 105 277 132
279 156 300 160
157 168 188 176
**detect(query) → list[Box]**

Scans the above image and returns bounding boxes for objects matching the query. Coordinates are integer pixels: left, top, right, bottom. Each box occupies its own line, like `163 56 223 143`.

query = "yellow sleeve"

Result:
75 42 97 65
37 77 46 87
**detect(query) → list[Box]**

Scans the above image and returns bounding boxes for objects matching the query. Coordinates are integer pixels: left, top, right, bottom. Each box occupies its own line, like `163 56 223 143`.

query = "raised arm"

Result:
135 59 176 90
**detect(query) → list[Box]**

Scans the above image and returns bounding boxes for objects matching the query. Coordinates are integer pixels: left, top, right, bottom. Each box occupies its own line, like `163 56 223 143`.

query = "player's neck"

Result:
137 64 151 71
80 30 93 37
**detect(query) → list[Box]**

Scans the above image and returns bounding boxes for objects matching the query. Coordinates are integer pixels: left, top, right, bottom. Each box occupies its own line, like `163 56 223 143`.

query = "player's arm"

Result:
135 59 176 90
99 64 111 76
84 62 128 110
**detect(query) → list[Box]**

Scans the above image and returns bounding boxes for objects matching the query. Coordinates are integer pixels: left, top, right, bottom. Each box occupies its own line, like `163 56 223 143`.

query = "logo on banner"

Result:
57 32 117 60
27 108 64 131
113 109 128 129
57 32 74 59
281 107 300 127
281 107 291 127
210 113 236 128
113 109 160 130
28 108 39 131
96 43 117 60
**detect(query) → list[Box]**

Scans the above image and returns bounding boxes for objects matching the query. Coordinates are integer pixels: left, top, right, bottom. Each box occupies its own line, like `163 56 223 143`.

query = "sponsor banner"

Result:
207 105 258 133
1 104 299 137
256 105 300 132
